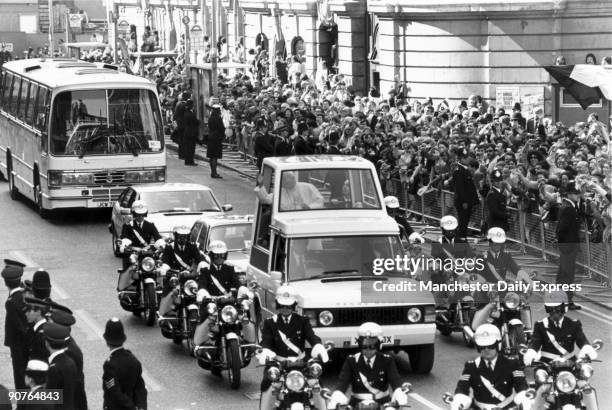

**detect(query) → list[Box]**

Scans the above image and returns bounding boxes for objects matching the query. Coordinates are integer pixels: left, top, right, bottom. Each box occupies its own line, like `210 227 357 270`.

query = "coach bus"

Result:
0 58 166 217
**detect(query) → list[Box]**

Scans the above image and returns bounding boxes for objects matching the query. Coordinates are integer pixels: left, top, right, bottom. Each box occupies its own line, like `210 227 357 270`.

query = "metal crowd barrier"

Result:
387 178 612 289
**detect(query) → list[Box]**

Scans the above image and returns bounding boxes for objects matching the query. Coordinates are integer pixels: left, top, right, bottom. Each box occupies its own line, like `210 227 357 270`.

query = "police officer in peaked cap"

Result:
44 322 78 410
3 259 29 390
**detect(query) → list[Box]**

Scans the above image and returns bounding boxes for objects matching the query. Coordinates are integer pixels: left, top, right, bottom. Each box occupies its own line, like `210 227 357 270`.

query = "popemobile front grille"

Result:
93 171 125 184
333 307 413 326
90 188 125 202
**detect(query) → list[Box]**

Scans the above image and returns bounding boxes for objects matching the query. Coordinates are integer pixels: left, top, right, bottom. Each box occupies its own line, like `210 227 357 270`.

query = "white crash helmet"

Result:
544 290 568 313
384 196 400 209
440 215 458 231
357 322 384 349
173 225 190 241
209 240 228 258
275 284 298 306
473 324 501 347
487 227 506 244
131 200 148 216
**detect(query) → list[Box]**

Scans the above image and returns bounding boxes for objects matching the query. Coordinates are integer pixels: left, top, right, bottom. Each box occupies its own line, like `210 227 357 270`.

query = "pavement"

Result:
165 137 612 311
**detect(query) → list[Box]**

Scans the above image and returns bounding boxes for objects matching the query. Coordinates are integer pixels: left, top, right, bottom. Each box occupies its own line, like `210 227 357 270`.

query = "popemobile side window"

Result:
255 165 274 249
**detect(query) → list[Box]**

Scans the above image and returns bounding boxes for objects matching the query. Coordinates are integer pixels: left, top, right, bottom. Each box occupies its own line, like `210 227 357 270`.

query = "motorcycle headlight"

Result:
308 361 323 378
555 371 577 393
504 292 520 309
221 305 238 323
285 370 306 392
183 280 198 296
560 405 578 410
578 363 594 380
141 257 156 272
266 366 281 382
129 254 138 264
407 307 422 323
206 302 217 315
535 369 549 384
318 310 333 326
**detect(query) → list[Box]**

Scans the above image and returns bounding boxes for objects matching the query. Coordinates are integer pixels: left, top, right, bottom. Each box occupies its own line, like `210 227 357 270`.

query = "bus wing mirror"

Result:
270 271 282 284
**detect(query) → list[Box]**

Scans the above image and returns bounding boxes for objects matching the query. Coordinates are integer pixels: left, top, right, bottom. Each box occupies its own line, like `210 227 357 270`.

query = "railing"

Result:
386 178 612 289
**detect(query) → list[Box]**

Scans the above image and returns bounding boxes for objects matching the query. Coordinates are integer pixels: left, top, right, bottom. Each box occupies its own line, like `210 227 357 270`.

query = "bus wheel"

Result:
35 184 50 219
7 160 18 200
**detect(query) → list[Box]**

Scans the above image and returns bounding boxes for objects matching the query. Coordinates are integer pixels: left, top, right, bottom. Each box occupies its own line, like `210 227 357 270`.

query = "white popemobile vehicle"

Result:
246 156 437 373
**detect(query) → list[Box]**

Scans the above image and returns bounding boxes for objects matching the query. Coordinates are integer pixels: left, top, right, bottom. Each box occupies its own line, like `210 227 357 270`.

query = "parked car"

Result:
189 215 254 272
109 183 232 256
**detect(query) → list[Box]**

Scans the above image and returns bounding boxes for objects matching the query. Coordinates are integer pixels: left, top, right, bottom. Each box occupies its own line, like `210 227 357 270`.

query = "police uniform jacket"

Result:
27 319 49 362
529 317 589 361
47 350 78 410
394 215 415 239
556 198 581 248
454 355 527 409
66 337 87 410
4 287 28 348
431 236 473 261
452 163 480 207
335 352 402 402
103 347 147 410
293 136 314 155
327 145 342 155
480 250 519 283
485 187 509 231
261 314 321 358
273 138 292 157
197 263 240 296
21 385 54 410
120 221 161 248
161 242 203 272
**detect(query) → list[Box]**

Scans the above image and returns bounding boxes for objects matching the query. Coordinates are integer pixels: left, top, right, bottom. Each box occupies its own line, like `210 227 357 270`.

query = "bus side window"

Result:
0 71 5 108
26 83 38 126
36 87 49 130
18 80 29 121
2 73 13 113
9 76 21 116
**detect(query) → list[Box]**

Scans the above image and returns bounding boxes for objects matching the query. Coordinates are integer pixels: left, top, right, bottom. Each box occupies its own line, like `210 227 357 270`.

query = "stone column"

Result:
331 0 367 93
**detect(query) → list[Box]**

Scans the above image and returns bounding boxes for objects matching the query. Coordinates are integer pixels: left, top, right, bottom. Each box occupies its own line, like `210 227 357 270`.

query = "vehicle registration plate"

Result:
350 335 394 346
92 201 111 208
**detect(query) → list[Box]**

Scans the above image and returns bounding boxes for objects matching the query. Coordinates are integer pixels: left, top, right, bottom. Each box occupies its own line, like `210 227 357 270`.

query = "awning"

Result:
544 64 612 109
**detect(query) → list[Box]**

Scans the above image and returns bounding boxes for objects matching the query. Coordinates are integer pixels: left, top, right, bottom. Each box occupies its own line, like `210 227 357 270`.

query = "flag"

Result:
544 64 612 109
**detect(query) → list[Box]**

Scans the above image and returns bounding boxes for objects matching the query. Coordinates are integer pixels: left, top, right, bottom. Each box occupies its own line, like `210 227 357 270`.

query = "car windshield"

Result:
286 235 405 281
50 88 163 156
140 190 221 213
208 224 253 251
278 169 381 211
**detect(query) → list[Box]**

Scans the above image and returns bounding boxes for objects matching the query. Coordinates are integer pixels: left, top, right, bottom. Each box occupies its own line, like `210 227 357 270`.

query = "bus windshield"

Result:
50 88 163 156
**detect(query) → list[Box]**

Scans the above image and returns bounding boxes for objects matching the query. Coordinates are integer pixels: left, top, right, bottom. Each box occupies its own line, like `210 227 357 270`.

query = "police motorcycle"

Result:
521 340 603 410
158 268 201 351
193 282 259 389
258 342 334 410
322 384 413 410
116 237 166 326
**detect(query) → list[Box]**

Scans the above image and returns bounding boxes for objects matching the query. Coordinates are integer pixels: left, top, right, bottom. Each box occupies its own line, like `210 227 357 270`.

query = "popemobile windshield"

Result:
247 155 437 373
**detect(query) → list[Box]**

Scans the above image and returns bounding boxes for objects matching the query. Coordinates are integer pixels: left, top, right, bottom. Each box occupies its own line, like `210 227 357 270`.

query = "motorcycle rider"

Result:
192 241 256 354
523 291 598 409
430 215 474 260
328 322 408 408
158 226 204 328
470 227 533 331
450 324 530 410
384 196 425 244
119 201 161 261
257 285 329 410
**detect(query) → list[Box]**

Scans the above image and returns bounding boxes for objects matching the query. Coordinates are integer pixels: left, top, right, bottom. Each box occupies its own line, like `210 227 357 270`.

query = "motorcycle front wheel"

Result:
227 338 242 389
144 283 157 326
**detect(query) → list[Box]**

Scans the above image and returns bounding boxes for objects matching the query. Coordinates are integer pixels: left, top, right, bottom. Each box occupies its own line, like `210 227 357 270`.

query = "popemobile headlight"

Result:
578 363 594 380
266 366 281 382
285 370 306 392
141 257 156 272
555 371 577 393
206 302 217 315
308 361 323 379
407 307 422 323
504 292 520 310
534 369 549 384
318 310 334 326
129 254 138 264
221 305 238 323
